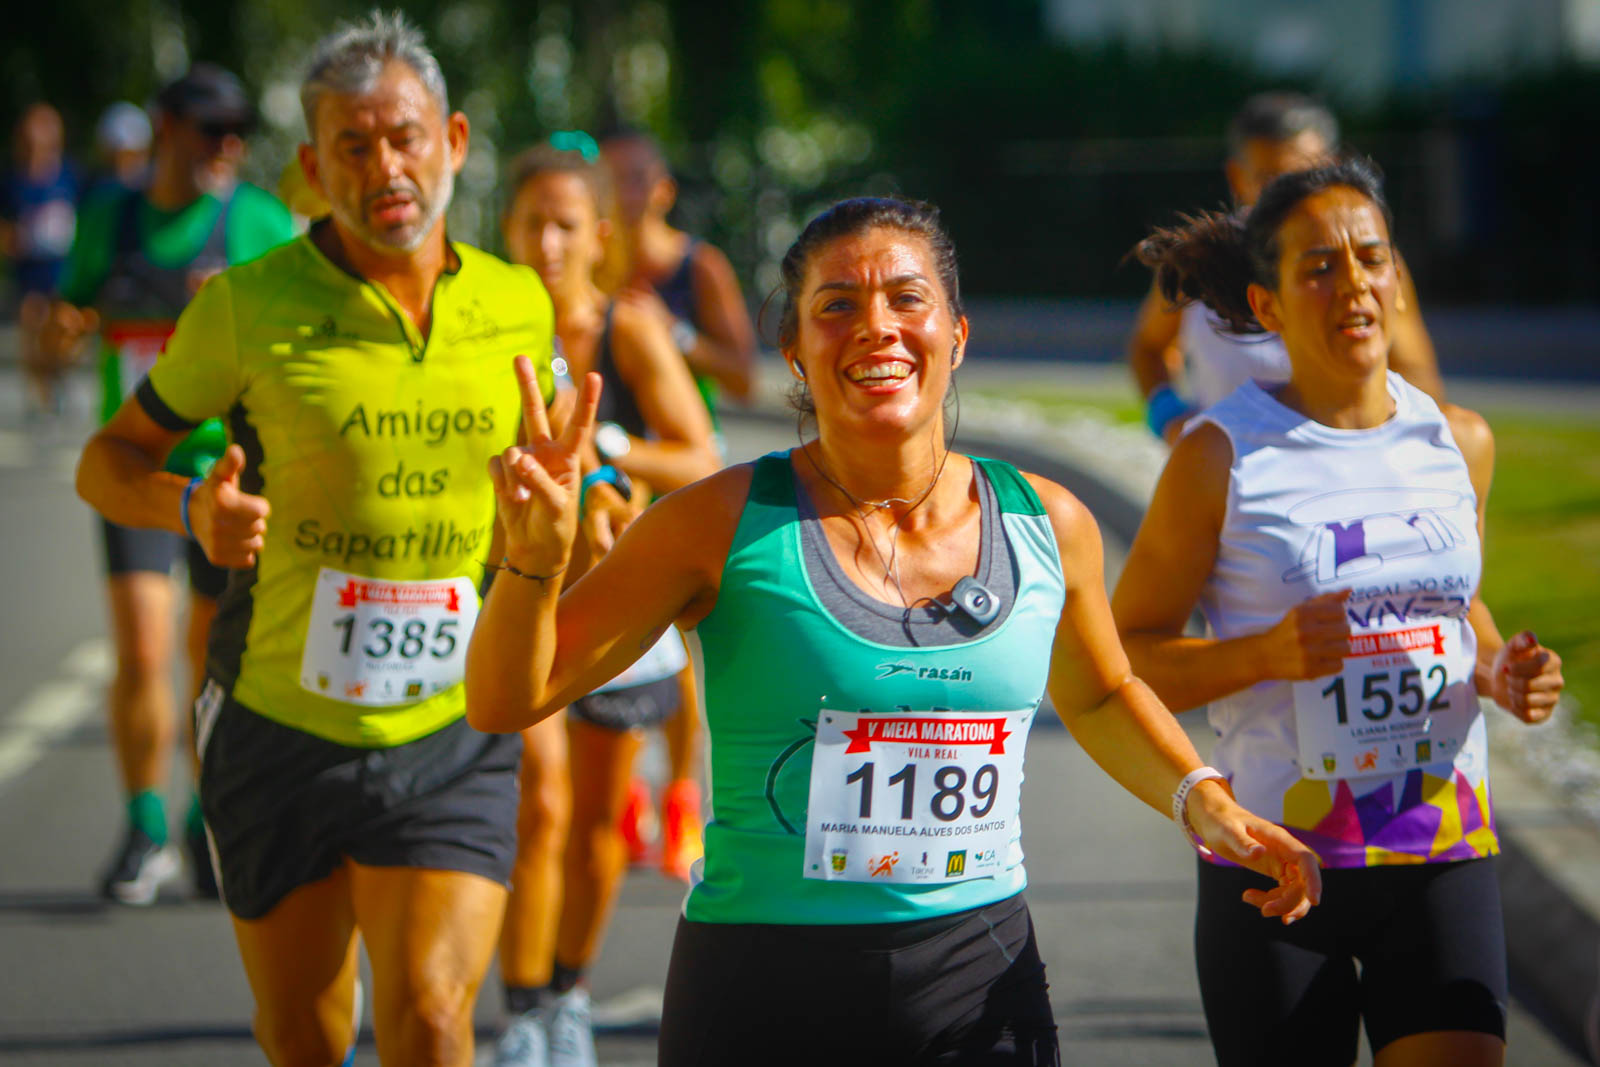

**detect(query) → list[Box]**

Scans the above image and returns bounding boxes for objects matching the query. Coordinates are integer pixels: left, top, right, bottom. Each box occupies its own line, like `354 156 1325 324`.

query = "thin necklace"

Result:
798 429 951 610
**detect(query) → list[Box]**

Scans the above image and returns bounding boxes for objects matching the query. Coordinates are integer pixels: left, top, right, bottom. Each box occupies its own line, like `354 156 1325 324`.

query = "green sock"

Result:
184 793 205 839
127 790 168 845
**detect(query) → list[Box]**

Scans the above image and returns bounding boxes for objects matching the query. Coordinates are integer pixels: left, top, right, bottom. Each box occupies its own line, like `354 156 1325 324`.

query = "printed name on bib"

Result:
804 707 1033 885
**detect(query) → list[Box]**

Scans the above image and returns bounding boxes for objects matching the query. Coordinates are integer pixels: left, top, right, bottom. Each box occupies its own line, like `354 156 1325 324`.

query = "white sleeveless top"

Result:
1177 302 1291 410
1193 373 1497 868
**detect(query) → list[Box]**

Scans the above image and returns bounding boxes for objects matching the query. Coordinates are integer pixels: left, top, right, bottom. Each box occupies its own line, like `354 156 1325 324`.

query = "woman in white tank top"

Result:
1114 159 1564 1067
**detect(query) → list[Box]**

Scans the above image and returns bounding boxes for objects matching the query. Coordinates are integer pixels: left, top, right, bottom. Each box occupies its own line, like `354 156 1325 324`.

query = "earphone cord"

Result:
796 417 951 612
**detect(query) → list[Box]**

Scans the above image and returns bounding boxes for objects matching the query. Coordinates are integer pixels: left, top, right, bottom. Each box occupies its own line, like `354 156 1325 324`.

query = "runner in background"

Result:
1115 158 1563 1066
43 65 294 905
1126 91 1444 444
90 102 153 196
468 195 1320 1066
599 126 756 880
492 142 718 1067
77 12 555 1064
2 103 79 417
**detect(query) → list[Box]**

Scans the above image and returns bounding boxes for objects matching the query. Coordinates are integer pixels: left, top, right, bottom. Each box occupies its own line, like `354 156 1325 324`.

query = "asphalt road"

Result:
0 367 1582 1065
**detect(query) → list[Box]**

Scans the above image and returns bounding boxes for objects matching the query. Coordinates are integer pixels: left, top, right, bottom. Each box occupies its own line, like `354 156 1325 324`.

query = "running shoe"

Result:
659 778 704 882
545 987 597 1067
618 777 656 866
184 820 220 900
491 1006 550 1067
99 826 180 906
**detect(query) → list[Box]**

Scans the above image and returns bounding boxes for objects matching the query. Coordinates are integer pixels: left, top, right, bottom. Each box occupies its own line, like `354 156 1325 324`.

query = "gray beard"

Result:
340 165 455 255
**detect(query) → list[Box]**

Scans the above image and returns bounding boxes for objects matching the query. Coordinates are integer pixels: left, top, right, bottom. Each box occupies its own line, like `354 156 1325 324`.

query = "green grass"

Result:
966 385 1143 427
971 387 1600 728
1477 413 1600 728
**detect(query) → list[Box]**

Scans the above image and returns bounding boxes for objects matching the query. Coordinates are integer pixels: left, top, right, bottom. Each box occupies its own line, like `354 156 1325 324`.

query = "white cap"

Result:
96 102 152 153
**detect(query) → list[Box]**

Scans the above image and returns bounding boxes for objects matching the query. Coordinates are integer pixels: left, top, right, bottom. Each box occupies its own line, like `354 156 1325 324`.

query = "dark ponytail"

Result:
1132 156 1393 334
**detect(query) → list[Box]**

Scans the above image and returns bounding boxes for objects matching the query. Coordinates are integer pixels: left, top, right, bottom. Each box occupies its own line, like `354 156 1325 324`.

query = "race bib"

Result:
299 568 479 706
104 322 174 397
1292 620 1476 780
803 707 1033 885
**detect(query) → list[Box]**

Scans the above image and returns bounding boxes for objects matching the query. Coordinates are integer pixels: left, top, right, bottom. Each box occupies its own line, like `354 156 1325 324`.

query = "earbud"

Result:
790 360 807 381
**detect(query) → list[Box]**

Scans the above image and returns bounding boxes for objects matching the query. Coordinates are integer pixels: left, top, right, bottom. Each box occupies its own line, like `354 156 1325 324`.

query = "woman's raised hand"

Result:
489 356 602 574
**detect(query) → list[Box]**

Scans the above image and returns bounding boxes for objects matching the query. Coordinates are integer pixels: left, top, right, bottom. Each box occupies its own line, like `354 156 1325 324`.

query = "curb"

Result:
726 393 1600 1064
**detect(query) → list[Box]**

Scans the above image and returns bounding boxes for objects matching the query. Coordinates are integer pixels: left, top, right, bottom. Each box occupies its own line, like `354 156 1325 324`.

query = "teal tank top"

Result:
685 451 1066 925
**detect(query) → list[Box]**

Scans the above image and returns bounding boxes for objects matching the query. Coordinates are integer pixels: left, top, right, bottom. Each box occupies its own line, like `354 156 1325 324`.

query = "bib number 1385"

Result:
300 568 479 707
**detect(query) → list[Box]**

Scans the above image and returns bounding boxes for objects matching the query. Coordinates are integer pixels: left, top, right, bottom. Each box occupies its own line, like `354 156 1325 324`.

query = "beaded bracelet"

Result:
489 556 568 585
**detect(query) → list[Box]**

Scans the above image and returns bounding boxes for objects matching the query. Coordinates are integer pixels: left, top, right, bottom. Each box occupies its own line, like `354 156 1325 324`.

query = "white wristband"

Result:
1171 766 1228 857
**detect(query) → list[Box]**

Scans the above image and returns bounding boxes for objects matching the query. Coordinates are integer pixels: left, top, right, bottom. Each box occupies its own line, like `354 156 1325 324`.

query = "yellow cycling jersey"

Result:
139 231 555 746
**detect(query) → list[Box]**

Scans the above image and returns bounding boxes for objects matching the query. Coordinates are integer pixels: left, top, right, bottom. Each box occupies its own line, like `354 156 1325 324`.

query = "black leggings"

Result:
658 893 1060 1066
1195 857 1507 1066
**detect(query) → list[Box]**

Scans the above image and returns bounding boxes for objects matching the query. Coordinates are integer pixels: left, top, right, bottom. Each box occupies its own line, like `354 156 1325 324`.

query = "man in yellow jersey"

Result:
75 12 555 1065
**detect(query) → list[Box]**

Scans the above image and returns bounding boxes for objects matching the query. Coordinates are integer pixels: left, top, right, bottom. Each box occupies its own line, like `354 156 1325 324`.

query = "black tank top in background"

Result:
592 304 648 438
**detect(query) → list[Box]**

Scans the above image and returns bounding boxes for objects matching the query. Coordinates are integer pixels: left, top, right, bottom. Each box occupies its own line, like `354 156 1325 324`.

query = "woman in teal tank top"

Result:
468 197 1322 1065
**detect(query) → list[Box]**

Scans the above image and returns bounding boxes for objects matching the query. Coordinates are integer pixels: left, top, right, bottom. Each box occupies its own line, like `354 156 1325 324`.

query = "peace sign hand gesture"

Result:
489 356 602 577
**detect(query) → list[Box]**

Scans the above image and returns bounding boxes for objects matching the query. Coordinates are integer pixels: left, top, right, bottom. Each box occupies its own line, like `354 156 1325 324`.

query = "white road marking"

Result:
0 638 110 786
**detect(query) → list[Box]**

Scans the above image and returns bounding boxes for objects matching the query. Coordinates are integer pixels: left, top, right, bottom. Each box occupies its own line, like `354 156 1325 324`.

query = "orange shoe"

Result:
660 778 704 882
619 777 656 866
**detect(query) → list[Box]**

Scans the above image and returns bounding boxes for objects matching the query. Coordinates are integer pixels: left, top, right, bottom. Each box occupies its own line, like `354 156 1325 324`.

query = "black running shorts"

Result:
1195 857 1507 1065
568 675 682 732
101 518 227 599
196 689 521 920
658 892 1060 1066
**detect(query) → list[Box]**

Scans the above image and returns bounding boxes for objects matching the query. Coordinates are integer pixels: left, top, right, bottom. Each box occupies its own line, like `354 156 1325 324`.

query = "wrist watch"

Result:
594 421 632 462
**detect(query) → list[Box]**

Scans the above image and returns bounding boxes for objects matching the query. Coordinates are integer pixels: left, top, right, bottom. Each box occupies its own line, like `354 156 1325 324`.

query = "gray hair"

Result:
300 10 449 135
1226 91 1339 158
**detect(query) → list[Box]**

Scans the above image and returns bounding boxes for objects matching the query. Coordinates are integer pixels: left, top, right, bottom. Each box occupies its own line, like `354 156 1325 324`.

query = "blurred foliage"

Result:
6 0 1597 304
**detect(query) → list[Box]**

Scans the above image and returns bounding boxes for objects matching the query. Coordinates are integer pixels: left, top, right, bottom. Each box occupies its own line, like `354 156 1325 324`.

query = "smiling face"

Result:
300 61 467 255
786 226 968 441
502 169 606 293
1248 185 1398 386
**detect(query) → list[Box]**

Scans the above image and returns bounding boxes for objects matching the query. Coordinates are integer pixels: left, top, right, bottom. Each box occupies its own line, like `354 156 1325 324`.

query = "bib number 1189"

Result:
845 761 1000 822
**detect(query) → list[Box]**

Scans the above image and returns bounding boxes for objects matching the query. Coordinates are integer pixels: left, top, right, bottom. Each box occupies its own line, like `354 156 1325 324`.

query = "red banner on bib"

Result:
1346 624 1445 658
842 716 1012 755
337 579 462 613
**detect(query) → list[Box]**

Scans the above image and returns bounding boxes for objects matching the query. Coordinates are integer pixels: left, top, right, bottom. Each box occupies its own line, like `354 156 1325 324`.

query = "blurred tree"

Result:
5 0 1594 302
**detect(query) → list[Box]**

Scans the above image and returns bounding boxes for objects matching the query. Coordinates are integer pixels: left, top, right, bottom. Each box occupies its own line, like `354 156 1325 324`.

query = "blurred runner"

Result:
468 195 1320 1067
1126 91 1444 443
91 101 153 195
1116 158 1563 1066
600 127 757 878
77 12 555 1065
2 102 79 416
491 143 718 1067
44 65 294 905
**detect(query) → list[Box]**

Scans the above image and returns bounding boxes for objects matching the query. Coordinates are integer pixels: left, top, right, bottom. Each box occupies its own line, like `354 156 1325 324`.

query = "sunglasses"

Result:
199 121 250 140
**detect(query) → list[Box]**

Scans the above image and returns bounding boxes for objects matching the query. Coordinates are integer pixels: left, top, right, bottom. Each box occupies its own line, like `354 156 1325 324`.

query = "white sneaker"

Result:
491 1007 550 1067
546 987 597 1067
